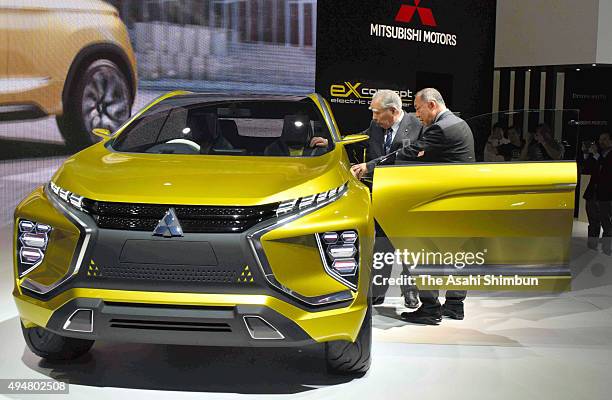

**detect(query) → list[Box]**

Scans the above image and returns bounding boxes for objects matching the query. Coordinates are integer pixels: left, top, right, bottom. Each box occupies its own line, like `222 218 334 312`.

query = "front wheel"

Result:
325 299 372 375
21 322 94 361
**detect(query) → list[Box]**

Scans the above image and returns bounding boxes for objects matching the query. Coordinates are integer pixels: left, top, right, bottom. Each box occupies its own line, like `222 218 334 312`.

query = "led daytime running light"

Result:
50 182 84 210
276 182 347 217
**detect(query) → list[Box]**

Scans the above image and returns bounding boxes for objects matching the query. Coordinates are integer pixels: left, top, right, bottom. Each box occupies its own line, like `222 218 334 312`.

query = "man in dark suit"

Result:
582 132 612 255
352 88 475 325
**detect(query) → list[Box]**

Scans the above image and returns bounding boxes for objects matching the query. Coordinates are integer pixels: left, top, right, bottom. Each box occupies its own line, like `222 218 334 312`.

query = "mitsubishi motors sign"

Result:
370 0 458 46
316 0 496 133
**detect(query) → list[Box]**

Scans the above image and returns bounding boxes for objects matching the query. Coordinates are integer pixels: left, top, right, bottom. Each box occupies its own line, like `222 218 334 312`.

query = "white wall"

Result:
596 0 612 63
496 0 599 67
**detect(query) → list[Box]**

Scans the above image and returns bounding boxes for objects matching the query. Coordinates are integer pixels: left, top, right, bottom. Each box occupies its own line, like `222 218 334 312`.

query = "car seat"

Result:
264 115 313 156
187 112 220 154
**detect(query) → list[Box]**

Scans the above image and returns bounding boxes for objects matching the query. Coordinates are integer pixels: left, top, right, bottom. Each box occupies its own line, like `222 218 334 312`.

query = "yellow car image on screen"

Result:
12 92 577 375
0 0 137 149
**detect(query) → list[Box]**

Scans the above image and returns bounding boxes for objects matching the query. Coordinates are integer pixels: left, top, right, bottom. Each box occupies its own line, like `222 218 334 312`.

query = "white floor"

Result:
0 222 610 399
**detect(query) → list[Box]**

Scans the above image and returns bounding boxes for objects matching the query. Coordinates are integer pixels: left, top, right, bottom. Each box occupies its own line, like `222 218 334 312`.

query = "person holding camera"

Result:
520 123 564 161
582 132 612 255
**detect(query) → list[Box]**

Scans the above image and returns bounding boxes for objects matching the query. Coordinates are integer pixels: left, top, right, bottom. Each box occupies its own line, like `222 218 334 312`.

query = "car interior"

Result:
118 102 333 156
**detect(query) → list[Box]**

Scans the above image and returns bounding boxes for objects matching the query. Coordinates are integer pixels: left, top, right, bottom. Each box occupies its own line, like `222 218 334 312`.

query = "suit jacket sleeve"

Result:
365 146 394 172
397 124 446 161
343 124 371 164
362 122 388 172
363 122 377 163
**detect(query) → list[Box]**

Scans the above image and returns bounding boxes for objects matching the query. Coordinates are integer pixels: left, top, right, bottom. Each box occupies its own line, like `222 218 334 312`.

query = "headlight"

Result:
49 182 85 211
316 230 359 291
276 182 348 217
16 219 52 277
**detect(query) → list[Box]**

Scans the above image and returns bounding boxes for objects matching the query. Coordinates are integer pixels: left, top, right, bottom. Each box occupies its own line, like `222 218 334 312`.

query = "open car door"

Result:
372 110 579 292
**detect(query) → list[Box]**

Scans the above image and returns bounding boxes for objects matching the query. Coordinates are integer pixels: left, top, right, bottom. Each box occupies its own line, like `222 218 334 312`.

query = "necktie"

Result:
384 128 393 155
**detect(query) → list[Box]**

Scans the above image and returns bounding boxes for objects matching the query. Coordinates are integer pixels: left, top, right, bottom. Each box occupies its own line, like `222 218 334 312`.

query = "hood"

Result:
52 144 349 206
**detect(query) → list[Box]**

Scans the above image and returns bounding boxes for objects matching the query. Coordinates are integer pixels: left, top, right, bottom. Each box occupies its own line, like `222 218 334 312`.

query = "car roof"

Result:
156 93 312 108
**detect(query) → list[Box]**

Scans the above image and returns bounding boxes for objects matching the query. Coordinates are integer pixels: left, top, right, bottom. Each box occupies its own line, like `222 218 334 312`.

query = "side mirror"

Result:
92 128 113 140
340 134 369 145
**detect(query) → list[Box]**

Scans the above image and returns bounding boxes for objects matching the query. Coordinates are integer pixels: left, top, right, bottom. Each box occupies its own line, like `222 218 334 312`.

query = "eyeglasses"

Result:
369 107 392 113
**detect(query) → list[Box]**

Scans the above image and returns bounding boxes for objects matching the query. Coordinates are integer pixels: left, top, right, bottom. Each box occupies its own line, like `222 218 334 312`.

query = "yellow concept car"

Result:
0 0 137 149
13 92 577 374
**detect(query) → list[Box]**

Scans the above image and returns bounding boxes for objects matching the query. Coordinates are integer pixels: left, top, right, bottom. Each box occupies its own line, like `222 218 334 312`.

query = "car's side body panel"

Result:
0 11 8 82
373 161 577 291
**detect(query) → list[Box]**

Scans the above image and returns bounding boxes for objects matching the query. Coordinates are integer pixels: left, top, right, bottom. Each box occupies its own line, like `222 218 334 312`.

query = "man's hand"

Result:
351 163 368 179
310 137 328 148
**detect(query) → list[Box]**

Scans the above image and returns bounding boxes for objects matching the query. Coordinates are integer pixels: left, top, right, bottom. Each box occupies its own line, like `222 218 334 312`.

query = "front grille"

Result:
93 263 240 283
82 200 279 233
109 319 232 332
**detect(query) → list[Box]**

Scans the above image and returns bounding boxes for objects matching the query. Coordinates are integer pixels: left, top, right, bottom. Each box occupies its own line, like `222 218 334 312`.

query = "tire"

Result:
325 298 372 375
57 59 132 151
21 322 94 361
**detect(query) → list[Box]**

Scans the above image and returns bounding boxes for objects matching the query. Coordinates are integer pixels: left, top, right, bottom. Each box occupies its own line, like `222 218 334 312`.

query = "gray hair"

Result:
371 89 402 111
415 88 446 106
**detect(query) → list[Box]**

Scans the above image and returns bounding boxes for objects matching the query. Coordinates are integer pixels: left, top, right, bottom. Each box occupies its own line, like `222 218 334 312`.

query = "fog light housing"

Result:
16 219 51 277
316 230 359 290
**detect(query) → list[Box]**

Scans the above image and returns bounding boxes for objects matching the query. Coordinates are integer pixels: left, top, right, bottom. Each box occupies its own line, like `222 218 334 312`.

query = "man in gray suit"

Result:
360 90 423 171
319 90 422 308
360 90 422 309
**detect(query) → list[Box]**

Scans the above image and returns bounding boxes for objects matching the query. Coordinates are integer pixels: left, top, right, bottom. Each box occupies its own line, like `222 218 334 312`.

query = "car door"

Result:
371 110 578 292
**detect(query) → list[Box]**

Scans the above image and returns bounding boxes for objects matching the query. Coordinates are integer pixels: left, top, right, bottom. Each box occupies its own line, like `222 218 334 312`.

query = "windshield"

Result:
111 99 333 157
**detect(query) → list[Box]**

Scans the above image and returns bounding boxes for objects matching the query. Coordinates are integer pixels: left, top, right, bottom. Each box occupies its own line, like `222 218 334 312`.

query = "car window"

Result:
111 99 333 157
467 109 580 163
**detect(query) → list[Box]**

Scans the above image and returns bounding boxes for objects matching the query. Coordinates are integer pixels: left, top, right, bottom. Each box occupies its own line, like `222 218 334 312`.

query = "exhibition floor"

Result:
0 222 610 399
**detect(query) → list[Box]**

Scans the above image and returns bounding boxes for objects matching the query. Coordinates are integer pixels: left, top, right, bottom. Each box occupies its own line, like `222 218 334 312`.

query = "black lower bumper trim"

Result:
45 298 315 347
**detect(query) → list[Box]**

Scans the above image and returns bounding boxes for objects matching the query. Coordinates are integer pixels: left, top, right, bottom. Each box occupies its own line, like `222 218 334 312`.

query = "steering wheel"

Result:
166 139 201 151
145 139 201 154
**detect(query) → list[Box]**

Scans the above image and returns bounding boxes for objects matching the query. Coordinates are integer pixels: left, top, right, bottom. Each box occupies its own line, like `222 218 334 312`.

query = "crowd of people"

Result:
484 122 564 162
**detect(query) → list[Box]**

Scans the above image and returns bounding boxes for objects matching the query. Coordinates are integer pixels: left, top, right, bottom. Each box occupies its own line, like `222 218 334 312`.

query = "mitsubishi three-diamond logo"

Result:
395 0 437 27
153 208 184 237
370 0 455 46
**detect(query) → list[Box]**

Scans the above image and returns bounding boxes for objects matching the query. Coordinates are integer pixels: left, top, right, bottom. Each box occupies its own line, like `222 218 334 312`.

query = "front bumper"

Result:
14 289 367 346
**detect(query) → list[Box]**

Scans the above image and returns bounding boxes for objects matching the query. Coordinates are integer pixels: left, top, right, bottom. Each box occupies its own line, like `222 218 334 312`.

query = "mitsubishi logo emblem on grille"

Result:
153 208 184 237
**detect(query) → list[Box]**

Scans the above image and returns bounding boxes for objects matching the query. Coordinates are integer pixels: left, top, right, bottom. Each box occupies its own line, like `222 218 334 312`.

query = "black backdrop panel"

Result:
315 0 497 133
564 69 612 144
